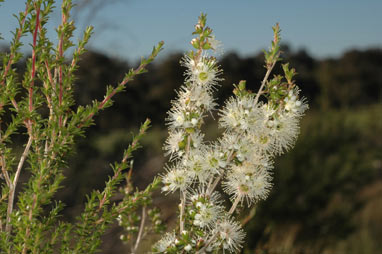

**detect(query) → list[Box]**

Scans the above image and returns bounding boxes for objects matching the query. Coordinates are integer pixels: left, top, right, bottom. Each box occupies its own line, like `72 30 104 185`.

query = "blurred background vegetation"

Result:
1 44 381 253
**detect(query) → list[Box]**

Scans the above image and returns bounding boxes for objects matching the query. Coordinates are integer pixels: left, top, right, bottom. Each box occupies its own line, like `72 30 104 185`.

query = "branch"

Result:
58 22 65 128
179 191 186 234
254 54 279 105
241 207 256 226
1 155 11 187
228 195 241 215
132 206 146 253
6 7 41 233
78 41 163 128
12 135 33 191
98 119 150 210
28 4 40 113
254 23 281 104
196 233 218 254
6 136 33 233
207 149 236 196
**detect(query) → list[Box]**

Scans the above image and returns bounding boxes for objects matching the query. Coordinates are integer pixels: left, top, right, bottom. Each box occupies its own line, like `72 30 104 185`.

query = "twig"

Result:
1 155 11 187
241 207 256 226
207 149 235 196
98 121 149 210
13 136 33 186
6 136 33 232
228 195 241 215
207 175 221 197
254 53 280 105
196 233 218 254
28 5 40 114
132 206 146 253
57 1 70 128
78 45 163 128
22 194 37 254
179 190 186 234
180 134 192 233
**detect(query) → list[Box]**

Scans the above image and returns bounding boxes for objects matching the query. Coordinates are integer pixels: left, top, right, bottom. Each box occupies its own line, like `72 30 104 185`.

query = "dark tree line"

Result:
72 46 382 131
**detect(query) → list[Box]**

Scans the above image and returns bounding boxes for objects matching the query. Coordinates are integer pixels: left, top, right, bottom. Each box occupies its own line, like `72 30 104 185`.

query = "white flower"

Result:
219 95 263 132
184 244 192 252
219 132 241 152
205 146 225 174
223 161 272 205
191 118 198 126
161 164 192 193
177 85 216 112
189 189 224 229
195 204 222 229
283 88 308 117
168 109 185 128
265 113 300 155
181 55 222 88
164 130 185 158
117 214 122 226
190 85 217 111
258 104 301 155
195 61 213 85
182 148 211 183
270 112 300 154
153 231 177 253
190 131 204 149
166 101 194 129
212 218 245 253
209 35 223 55
219 132 271 166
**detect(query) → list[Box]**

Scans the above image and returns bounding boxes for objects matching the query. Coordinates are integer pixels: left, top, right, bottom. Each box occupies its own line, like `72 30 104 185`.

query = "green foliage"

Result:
0 0 163 253
264 23 281 68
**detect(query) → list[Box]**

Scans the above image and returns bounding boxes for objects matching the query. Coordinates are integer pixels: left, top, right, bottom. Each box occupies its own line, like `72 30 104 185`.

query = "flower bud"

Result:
194 24 202 33
190 38 200 49
202 42 212 50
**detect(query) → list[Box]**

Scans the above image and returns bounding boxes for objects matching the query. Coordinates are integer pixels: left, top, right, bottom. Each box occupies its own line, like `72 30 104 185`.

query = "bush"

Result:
1 1 308 253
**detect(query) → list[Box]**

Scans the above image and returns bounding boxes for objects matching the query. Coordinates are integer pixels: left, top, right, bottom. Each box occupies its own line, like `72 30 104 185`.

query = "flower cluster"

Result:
156 14 308 253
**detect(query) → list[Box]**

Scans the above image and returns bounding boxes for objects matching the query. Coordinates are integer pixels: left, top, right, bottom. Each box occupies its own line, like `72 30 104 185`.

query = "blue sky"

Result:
0 0 381 62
